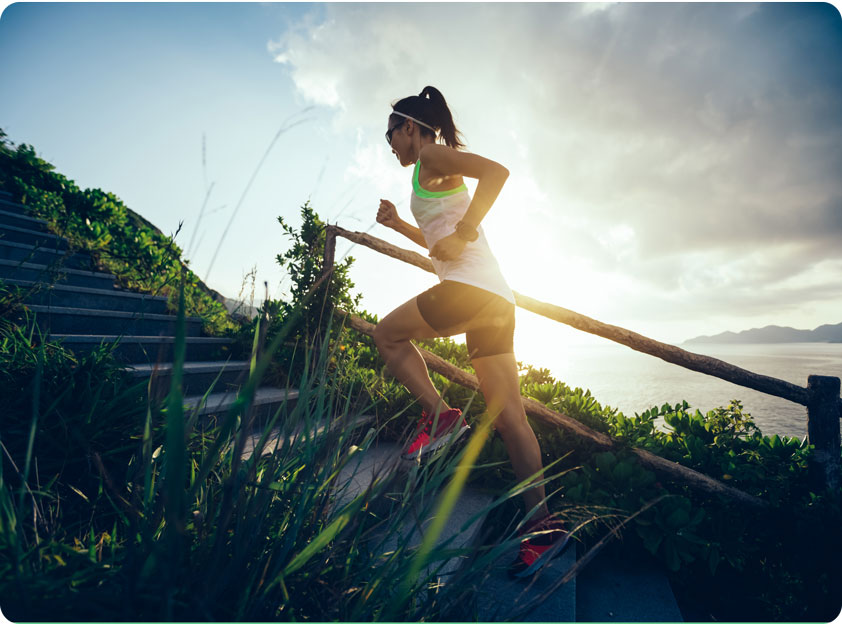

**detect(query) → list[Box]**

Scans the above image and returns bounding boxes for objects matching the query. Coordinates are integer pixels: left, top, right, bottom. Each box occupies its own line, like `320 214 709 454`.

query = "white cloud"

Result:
269 3 842 337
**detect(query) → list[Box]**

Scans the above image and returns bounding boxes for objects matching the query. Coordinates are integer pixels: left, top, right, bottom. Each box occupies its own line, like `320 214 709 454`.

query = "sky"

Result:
1 1 841 371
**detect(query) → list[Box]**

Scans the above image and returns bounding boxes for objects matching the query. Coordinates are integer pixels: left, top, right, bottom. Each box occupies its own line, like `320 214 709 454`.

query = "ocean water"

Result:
538 342 842 440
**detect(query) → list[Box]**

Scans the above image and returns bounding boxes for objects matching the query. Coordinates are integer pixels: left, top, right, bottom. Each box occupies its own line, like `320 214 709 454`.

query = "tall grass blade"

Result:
19 341 42 513
163 280 187 538
280 493 366 578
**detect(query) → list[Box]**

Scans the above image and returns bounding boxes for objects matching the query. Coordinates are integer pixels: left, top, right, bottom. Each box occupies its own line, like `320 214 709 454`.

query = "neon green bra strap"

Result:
413 160 467 198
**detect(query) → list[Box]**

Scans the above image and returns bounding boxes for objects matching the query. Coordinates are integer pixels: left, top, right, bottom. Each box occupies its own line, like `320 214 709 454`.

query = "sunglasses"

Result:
385 121 404 146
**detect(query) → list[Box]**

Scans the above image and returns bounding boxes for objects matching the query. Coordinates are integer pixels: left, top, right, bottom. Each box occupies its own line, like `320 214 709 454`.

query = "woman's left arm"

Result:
420 144 509 261
420 143 509 227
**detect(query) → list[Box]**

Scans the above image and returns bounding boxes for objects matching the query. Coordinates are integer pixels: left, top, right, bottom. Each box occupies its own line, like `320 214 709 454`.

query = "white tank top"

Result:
409 159 515 304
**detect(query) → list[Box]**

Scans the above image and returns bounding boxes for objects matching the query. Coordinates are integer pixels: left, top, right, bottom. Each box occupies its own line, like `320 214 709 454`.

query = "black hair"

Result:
390 86 466 150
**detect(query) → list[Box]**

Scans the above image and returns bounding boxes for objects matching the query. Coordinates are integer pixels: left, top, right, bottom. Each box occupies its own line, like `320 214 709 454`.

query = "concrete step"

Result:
0 240 95 271
239 413 374 462
49 334 233 363
0 196 30 215
4 278 169 314
474 537 577 622
0 258 116 290
380 481 493 583
183 387 300 422
333 441 405 510
126 360 251 398
27 304 203 337
0 222 69 249
0 208 50 233
575 543 683 622
333 441 493 589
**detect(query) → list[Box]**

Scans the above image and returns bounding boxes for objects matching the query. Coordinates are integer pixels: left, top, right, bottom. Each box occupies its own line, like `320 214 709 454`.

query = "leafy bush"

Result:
245 201 362 387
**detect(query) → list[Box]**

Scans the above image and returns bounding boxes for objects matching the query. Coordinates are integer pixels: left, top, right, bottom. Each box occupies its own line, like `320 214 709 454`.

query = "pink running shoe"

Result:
507 515 572 578
402 408 470 460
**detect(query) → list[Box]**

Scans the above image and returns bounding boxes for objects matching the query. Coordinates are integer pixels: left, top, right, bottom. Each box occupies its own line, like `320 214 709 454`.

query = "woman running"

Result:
374 86 570 578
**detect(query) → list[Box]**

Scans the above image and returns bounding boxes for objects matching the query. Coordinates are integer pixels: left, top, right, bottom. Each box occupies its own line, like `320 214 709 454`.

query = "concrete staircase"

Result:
0 189 295 421
330 438 685 622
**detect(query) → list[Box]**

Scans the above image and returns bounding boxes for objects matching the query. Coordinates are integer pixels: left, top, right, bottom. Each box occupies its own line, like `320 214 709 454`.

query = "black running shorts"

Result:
415 280 515 359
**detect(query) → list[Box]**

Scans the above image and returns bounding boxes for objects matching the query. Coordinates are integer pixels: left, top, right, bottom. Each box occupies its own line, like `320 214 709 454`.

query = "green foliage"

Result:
0 130 237 335
606 400 812 502
250 202 362 386
0 306 150 529
0 291 514 622
274 201 360 339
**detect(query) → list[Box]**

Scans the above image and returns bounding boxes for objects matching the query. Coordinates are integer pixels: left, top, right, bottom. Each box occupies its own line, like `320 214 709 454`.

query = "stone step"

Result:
333 441 406 510
27 304 203 338
4 278 169 314
474 535 577 622
183 387 300 422
0 196 29 214
0 222 69 249
239 413 374 462
0 208 50 233
0 258 116 290
381 480 494 583
49 334 233 363
126 360 251 398
333 441 494 592
575 542 683 622
0 240 95 271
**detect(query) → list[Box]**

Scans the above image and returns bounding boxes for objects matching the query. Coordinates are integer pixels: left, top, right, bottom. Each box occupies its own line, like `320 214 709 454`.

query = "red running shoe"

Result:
402 408 470 460
507 515 572 578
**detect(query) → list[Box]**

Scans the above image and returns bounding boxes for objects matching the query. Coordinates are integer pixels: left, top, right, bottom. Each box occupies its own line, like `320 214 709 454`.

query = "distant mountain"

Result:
684 322 842 345
221 297 259 320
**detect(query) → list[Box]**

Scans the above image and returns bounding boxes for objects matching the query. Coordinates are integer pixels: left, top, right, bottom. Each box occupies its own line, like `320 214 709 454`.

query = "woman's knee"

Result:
374 299 437 351
372 320 395 351
491 407 530 438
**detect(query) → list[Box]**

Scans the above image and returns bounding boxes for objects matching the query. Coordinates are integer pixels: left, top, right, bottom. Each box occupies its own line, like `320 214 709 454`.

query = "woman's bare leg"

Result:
472 352 549 520
373 297 452 417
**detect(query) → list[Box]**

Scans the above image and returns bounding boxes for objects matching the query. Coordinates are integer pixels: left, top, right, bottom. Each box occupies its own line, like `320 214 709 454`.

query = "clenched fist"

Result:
429 233 466 262
377 199 401 230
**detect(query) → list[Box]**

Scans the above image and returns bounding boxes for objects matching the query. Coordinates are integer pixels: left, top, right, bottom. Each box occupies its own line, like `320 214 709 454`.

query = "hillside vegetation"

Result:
0 129 236 336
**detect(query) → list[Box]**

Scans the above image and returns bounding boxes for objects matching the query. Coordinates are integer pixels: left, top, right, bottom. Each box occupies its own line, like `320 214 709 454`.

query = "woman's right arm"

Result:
377 199 428 249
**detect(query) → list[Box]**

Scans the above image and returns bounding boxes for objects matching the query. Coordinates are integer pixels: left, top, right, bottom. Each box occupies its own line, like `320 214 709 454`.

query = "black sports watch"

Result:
454 220 479 242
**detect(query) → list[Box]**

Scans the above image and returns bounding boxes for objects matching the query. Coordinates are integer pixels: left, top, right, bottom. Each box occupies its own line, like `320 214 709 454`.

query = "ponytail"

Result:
390 86 466 150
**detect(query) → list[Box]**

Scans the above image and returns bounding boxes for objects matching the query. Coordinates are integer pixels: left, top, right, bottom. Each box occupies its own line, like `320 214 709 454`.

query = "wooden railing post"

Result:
806 375 841 492
322 225 337 277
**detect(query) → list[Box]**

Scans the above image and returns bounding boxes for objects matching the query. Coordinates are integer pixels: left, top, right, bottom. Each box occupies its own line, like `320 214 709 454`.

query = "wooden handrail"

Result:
325 224 841 491
326 225 814 406
338 311 767 508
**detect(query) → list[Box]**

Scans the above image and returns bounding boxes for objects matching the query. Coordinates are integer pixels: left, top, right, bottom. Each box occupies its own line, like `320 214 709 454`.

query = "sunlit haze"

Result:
2 2 841 372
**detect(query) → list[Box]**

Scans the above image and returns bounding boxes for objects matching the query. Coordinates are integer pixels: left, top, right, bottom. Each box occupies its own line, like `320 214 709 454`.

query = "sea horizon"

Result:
527 341 842 440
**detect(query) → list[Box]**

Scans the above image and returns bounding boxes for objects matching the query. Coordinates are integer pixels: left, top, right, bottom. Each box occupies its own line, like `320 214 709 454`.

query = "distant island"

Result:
685 322 842 345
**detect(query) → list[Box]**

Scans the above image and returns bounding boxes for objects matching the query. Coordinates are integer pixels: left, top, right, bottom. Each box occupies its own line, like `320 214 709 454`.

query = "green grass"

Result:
0 281 573 621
